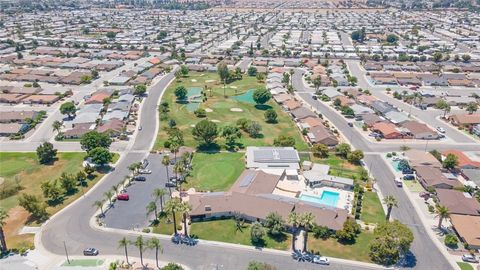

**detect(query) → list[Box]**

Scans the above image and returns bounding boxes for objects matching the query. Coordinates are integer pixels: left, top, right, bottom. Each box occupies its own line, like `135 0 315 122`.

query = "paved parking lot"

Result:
103 153 171 230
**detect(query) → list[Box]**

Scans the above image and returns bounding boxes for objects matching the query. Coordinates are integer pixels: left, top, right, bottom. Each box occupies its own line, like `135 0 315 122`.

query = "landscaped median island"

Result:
153 71 308 151
0 151 118 251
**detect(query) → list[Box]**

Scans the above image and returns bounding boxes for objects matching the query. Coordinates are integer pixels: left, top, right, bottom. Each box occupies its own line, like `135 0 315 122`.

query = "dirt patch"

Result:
4 206 30 237
4 206 35 250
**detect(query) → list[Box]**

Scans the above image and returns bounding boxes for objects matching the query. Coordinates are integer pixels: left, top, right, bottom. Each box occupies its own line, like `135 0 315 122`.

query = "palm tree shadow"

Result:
397 250 417 268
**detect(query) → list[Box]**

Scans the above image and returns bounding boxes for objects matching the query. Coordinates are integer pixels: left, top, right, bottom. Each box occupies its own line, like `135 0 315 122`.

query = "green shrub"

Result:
194 108 207 118
444 234 458 247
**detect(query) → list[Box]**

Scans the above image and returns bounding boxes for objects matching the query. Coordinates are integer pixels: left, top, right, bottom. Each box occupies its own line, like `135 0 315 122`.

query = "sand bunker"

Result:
230 108 243 112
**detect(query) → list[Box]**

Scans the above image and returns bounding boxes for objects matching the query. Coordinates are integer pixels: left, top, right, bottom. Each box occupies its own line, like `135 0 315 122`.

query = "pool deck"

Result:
273 175 353 212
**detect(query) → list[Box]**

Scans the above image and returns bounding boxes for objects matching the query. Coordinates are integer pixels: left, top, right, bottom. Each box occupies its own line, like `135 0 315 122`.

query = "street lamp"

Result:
63 241 70 264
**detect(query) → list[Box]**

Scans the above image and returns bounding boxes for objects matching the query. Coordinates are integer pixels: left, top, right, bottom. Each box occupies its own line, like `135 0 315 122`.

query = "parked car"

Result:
138 125 142 131
419 192 430 199
394 177 403 187
403 174 415 180
312 256 330 265
139 169 152 174
117 193 129 201
462 254 479 263
165 182 176 188
436 127 446 133
83 248 99 256
402 168 414 174
134 176 146 181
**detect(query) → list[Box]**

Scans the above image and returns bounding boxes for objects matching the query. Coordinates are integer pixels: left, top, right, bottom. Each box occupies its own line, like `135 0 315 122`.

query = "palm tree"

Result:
146 201 158 221
0 208 9 253
170 143 180 174
52 120 62 134
165 198 181 235
148 237 163 269
162 155 170 178
118 237 130 265
288 212 299 251
111 183 121 197
299 212 315 253
383 195 398 221
104 190 114 205
162 156 172 195
133 235 146 267
435 205 449 229
93 200 104 217
179 201 192 237
128 162 142 177
173 163 185 189
152 188 166 212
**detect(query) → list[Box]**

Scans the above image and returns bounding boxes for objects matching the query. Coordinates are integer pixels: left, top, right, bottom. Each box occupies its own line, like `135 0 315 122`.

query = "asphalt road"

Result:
103 153 170 230
39 68 384 270
293 69 455 270
292 70 480 153
345 60 479 144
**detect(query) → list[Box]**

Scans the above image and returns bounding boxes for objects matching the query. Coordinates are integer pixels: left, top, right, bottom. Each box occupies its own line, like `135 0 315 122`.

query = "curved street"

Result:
38 70 383 270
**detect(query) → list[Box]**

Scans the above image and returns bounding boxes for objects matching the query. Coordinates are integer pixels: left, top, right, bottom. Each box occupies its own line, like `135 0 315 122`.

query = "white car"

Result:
436 127 446 133
139 169 152 174
313 256 330 265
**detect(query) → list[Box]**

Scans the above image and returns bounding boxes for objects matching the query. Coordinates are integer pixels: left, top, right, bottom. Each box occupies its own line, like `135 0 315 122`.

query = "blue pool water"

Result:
299 191 340 208
390 160 402 172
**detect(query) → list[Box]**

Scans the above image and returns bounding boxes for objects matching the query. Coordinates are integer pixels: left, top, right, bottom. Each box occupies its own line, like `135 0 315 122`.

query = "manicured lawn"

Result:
308 231 375 262
190 219 291 250
61 259 105 267
0 152 115 250
154 72 308 151
361 191 386 225
457 262 474 270
151 212 182 235
182 152 245 192
309 153 365 181
404 179 424 192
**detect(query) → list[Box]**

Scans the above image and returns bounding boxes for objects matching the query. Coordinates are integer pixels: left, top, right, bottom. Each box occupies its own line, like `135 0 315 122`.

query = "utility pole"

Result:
63 241 70 264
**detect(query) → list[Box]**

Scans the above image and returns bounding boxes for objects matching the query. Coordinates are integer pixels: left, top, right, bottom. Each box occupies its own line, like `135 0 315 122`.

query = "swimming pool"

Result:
299 191 340 208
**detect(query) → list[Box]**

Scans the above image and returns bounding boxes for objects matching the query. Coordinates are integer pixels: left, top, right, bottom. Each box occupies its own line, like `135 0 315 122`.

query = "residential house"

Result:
441 150 480 169
414 166 462 190
290 107 317 120
372 122 403 139
401 121 439 139
450 215 480 249
405 149 442 168
307 125 339 146
449 113 480 127
436 189 480 216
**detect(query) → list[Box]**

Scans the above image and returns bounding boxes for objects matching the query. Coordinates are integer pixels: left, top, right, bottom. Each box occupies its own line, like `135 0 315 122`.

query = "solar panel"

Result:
239 171 257 187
